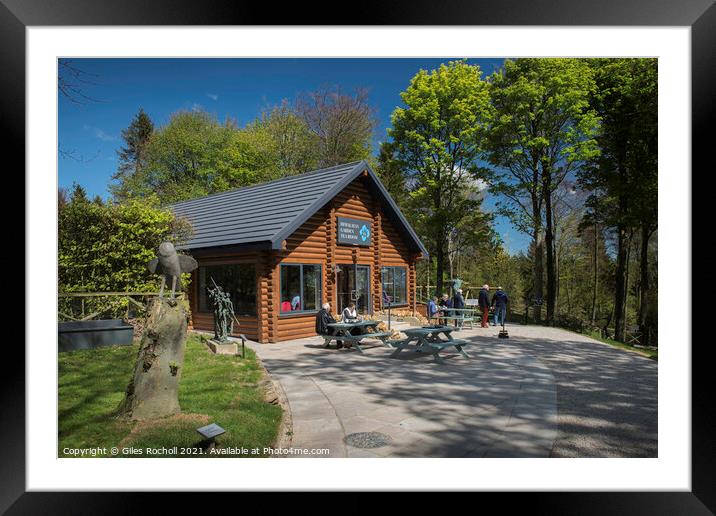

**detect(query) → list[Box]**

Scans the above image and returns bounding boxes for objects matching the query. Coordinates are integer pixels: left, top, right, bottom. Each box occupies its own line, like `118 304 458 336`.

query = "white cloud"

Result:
207 93 218 101
83 124 116 142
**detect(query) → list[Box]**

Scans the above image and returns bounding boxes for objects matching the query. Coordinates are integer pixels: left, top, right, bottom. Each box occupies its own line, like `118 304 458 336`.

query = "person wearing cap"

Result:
478 284 491 328
491 286 509 327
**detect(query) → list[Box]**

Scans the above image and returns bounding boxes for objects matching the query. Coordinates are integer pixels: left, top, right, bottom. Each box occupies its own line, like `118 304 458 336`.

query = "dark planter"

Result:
58 319 134 352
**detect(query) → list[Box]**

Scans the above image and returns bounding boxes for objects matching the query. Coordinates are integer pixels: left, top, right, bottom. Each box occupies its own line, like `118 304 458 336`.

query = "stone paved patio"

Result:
246 323 657 458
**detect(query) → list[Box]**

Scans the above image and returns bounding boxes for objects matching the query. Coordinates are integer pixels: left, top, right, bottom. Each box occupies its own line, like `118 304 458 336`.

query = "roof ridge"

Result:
169 161 364 208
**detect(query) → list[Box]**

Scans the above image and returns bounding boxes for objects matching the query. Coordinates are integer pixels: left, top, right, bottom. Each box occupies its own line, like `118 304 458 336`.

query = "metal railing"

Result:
57 292 185 322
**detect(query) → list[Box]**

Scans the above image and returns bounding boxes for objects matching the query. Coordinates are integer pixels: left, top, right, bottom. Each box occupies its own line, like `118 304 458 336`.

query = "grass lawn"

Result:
583 330 658 361
59 334 284 457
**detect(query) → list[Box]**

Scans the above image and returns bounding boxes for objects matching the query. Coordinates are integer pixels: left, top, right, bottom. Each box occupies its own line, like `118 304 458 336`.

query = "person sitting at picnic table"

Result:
438 293 452 325
452 288 466 328
478 284 490 328
341 302 365 335
426 295 440 322
491 286 509 327
316 302 349 349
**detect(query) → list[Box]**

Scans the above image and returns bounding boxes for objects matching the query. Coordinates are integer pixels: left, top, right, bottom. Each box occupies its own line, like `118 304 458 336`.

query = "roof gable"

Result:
170 160 427 257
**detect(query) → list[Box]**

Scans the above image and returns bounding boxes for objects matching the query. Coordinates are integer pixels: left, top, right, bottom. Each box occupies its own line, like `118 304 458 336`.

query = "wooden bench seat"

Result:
351 331 392 340
322 331 393 353
425 338 471 349
420 338 472 362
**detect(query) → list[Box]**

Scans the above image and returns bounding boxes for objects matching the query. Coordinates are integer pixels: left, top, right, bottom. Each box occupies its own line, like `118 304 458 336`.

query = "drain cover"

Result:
344 432 392 449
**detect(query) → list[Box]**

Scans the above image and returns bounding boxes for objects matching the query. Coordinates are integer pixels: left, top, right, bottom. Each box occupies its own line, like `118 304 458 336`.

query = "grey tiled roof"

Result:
169 160 427 257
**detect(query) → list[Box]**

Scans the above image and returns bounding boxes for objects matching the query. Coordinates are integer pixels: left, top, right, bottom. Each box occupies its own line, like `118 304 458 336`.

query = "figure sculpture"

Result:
207 278 235 342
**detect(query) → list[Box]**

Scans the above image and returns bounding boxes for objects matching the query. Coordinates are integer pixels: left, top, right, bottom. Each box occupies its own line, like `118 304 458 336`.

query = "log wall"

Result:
188 174 422 343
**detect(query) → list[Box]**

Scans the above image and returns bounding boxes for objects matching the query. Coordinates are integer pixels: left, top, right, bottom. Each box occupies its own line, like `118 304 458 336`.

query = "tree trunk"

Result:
533 227 544 323
116 297 188 420
614 158 629 342
591 223 599 326
436 242 445 295
624 231 632 330
614 223 628 342
638 225 653 346
544 184 556 326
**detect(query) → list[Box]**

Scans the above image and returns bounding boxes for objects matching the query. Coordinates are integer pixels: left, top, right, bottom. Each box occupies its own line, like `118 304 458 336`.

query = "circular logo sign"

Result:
360 224 370 242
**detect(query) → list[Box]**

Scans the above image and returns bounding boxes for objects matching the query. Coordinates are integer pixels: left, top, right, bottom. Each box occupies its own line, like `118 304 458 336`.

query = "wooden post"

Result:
326 203 336 309
373 210 382 312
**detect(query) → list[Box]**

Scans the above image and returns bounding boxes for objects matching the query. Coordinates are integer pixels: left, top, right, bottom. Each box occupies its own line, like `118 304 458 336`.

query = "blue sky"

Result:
58 57 529 253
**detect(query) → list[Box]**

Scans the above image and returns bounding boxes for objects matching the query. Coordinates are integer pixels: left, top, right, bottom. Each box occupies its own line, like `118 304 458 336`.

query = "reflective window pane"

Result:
199 264 256 315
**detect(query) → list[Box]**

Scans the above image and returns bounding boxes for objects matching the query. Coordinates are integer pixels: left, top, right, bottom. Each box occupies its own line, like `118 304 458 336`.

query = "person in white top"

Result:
342 302 362 322
342 302 364 336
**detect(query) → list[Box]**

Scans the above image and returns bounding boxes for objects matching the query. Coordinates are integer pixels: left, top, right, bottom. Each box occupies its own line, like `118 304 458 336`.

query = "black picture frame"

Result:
5 0 709 512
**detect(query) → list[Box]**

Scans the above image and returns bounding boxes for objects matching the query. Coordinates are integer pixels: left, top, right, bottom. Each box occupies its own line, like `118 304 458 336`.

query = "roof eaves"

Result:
270 160 367 249
362 163 429 259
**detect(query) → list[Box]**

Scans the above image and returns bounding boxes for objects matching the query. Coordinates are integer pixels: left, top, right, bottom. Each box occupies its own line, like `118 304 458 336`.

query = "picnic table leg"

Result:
390 336 416 357
430 347 446 363
443 333 470 358
454 343 471 358
344 330 364 354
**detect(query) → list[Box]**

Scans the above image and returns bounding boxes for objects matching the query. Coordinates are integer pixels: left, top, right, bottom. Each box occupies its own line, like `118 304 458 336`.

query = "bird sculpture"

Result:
148 241 198 299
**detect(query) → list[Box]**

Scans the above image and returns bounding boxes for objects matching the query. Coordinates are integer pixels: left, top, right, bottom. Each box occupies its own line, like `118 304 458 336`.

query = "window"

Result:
280 264 321 313
198 264 256 316
381 266 407 306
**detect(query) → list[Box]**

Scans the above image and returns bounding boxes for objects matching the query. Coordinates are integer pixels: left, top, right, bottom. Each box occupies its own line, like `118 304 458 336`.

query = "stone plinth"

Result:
207 338 238 355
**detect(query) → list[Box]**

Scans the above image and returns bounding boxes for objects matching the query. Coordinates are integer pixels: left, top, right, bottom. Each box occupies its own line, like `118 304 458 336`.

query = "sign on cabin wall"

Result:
337 217 372 246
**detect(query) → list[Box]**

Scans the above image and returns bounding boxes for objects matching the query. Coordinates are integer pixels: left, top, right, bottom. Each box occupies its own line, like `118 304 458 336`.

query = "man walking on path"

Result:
491 286 509 327
478 284 490 328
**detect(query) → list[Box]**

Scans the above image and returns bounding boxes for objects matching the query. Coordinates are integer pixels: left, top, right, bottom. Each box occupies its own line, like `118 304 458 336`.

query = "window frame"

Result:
381 266 408 307
279 263 322 316
196 262 258 317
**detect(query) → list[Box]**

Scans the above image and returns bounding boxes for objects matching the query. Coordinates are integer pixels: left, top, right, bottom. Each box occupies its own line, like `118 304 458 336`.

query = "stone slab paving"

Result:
247 323 656 458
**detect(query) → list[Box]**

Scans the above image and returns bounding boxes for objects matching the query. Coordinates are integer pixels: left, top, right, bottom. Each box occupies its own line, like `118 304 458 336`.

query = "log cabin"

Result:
171 160 427 343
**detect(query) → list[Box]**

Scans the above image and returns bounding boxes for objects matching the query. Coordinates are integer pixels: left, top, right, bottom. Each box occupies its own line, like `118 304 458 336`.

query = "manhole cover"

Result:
344 432 392 449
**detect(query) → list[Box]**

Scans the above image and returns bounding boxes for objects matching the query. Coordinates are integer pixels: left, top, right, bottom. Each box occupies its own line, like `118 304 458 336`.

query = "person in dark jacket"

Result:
491 287 509 327
452 289 465 310
478 284 490 328
316 302 347 349
452 288 466 328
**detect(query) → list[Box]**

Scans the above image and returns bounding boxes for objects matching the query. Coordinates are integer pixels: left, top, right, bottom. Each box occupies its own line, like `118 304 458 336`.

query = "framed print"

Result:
5 0 712 512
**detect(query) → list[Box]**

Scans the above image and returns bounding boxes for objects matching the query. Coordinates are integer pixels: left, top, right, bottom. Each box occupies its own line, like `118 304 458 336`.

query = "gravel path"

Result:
471 325 658 457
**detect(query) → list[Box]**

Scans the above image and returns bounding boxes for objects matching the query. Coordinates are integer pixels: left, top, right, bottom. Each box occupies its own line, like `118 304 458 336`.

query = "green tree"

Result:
388 61 494 293
113 110 255 203
111 108 154 200
374 142 406 206
59 184 192 317
241 102 319 179
487 58 600 324
580 58 657 343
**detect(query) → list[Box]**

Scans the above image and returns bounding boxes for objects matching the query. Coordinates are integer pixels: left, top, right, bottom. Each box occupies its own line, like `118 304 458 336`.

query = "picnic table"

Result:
325 320 393 354
388 325 472 363
432 308 477 329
